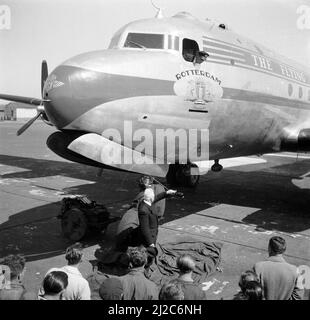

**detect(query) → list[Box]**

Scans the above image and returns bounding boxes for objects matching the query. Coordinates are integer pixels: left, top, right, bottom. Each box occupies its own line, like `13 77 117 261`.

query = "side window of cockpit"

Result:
182 38 199 62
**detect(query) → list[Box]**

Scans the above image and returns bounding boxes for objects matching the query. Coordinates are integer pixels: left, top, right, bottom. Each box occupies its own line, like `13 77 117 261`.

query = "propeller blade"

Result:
0 94 49 106
17 112 43 136
41 60 48 96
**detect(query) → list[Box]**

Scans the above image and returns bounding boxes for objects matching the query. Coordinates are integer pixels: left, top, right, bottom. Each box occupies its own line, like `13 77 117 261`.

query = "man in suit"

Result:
137 187 176 249
115 176 166 251
253 236 303 300
135 187 176 273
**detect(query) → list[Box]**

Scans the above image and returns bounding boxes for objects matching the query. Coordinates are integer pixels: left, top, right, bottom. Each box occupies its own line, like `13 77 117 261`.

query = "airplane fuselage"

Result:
42 12 310 165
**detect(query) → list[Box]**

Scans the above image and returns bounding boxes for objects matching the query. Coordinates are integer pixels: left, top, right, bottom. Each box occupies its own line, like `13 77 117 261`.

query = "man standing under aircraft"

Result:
115 176 165 251
135 187 177 271
138 188 177 246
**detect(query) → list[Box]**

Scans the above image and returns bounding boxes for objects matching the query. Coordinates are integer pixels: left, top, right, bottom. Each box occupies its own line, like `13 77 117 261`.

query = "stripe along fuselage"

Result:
43 12 310 164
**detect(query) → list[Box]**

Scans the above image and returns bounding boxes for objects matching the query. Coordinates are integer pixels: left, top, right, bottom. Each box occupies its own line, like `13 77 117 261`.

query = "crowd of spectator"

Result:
0 236 306 300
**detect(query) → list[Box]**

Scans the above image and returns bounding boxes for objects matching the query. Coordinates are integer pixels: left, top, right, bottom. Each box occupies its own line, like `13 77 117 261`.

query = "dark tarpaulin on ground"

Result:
93 236 222 288
148 237 223 286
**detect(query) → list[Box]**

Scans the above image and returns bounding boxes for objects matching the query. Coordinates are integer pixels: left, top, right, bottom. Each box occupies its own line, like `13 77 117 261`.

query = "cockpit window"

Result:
182 38 199 62
124 33 165 49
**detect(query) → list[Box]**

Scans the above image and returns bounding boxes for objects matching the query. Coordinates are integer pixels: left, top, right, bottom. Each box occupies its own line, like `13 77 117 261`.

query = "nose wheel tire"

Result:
167 164 200 188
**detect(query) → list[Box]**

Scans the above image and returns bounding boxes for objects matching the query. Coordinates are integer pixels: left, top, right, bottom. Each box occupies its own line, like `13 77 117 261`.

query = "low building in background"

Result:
0 102 36 121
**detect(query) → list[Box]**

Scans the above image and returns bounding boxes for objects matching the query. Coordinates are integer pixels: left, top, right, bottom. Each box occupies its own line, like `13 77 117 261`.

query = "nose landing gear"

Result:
166 160 223 187
166 163 200 188
211 159 223 172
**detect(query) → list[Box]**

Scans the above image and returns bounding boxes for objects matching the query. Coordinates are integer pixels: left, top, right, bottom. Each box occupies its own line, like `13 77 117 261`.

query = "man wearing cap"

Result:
253 236 303 300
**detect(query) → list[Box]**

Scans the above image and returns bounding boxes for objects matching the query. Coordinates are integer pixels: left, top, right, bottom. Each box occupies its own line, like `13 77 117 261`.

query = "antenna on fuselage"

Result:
151 0 164 18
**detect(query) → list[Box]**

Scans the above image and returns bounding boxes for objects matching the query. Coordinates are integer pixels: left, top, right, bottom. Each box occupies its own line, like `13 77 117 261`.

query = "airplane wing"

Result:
68 133 169 177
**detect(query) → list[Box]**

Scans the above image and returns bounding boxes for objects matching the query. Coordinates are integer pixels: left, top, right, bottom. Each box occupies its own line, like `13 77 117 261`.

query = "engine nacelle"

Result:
281 128 310 152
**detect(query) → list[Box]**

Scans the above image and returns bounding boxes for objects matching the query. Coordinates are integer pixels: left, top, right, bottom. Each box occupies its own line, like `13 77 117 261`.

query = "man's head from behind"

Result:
127 246 148 268
65 242 83 265
238 270 259 292
243 281 263 300
176 254 196 274
42 271 68 300
0 254 26 281
144 188 155 204
159 282 184 300
268 236 286 256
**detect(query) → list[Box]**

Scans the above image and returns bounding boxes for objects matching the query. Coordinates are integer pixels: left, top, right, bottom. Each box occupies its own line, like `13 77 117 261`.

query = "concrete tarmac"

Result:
1 120 310 299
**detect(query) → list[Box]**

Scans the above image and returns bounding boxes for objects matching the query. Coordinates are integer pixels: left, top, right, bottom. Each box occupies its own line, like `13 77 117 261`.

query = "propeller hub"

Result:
37 105 45 113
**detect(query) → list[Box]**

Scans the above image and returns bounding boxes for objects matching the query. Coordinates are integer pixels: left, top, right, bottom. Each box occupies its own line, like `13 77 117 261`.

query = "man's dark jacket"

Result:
136 192 167 247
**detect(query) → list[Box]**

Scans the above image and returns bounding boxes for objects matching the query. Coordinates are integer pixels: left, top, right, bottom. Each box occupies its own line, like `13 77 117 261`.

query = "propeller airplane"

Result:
1 8 310 188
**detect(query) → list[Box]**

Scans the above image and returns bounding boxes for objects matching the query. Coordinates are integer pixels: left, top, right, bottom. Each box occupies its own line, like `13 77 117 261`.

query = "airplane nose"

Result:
42 49 174 130
43 64 105 129
43 66 73 129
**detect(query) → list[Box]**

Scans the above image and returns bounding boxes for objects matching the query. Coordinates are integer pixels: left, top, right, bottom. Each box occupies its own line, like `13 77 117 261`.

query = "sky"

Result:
0 0 310 99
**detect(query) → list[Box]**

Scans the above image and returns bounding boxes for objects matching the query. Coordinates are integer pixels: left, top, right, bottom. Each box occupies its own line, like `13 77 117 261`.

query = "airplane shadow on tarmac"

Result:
0 154 310 262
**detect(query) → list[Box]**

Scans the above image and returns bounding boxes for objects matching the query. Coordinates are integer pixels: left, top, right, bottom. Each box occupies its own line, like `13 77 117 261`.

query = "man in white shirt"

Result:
41 243 91 300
